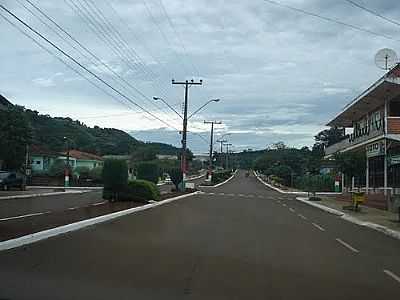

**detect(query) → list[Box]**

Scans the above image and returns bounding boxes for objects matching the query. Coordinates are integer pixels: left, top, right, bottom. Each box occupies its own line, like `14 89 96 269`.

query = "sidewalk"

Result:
297 196 400 240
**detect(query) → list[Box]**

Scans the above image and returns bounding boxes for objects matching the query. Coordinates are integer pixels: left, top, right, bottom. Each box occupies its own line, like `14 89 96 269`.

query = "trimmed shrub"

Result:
294 174 335 192
48 159 69 177
136 161 159 184
74 166 90 179
119 180 160 202
211 170 232 184
89 166 103 182
168 167 182 190
102 159 128 201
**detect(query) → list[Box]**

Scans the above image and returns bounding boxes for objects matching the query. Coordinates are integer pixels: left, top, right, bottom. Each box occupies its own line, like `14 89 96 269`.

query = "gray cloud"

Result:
0 0 397 152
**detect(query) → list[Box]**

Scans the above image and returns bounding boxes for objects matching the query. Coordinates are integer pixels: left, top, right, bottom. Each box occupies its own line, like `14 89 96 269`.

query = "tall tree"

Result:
314 127 345 149
0 106 32 170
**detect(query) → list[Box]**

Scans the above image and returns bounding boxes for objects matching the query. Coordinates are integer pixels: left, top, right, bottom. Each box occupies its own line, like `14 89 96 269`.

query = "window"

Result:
36 161 41 164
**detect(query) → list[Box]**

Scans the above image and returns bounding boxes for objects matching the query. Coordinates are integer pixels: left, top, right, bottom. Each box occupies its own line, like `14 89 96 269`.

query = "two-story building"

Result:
325 64 400 210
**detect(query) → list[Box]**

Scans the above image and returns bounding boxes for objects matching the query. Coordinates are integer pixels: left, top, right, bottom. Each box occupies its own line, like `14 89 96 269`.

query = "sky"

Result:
1 0 399 154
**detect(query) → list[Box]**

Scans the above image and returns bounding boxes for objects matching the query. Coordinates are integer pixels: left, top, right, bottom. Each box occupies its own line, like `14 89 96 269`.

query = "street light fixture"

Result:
188 98 220 120
153 97 183 119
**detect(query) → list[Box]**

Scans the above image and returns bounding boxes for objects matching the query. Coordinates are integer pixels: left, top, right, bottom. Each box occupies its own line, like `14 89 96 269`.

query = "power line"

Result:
64 0 181 124
156 0 201 76
0 3 180 130
263 0 400 42
344 0 400 27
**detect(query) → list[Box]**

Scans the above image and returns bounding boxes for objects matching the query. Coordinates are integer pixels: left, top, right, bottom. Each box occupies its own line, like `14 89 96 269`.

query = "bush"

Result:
168 167 182 190
48 159 70 177
89 166 103 182
294 174 335 192
119 180 160 202
211 170 232 184
136 161 159 184
74 166 90 179
102 159 128 201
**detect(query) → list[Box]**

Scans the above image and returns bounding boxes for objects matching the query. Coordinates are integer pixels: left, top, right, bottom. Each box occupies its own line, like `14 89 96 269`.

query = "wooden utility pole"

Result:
204 121 221 174
172 79 202 190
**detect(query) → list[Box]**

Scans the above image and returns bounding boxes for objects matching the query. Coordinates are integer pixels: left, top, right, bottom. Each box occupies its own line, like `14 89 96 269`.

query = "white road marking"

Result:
383 270 400 284
238 194 245 197
289 208 295 213
67 207 79 210
312 223 325 231
248 195 254 198
228 193 235 196
282 203 287 207
0 211 50 222
218 193 225 196
208 192 215 195
258 195 263 198
336 238 359 253
298 214 307 220
91 201 107 206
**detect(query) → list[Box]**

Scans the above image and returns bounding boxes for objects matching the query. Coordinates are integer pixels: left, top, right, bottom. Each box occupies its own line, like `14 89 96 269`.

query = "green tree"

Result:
102 159 128 201
168 167 183 190
136 161 159 184
314 127 345 149
333 151 366 178
0 106 32 170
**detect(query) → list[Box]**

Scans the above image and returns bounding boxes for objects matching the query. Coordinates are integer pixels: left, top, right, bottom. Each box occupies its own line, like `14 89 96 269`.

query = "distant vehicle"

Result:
0 171 24 191
164 176 172 184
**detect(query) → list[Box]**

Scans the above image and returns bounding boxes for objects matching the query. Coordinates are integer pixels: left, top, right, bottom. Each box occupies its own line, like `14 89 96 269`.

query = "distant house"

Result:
59 150 103 170
30 145 59 172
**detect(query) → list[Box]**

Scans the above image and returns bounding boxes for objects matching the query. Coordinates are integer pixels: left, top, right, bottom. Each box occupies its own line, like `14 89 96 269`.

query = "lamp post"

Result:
153 97 183 119
188 99 220 120
204 121 222 178
224 143 232 170
63 137 70 188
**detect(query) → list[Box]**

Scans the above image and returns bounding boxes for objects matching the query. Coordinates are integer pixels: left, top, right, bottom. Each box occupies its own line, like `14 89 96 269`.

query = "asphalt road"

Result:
1 170 400 299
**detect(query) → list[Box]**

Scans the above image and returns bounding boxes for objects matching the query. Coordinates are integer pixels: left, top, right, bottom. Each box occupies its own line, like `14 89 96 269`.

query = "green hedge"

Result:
102 159 128 201
136 161 160 184
211 170 233 184
294 174 335 192
119 180 160 202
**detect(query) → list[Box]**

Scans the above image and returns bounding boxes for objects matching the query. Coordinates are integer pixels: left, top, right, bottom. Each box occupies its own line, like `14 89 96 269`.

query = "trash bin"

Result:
351 191 365 211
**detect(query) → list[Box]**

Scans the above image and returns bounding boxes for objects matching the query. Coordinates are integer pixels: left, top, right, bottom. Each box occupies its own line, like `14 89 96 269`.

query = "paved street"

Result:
1 170 400 299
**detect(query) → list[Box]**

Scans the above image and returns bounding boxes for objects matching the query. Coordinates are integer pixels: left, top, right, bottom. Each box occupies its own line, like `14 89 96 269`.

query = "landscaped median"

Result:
199 169 237 187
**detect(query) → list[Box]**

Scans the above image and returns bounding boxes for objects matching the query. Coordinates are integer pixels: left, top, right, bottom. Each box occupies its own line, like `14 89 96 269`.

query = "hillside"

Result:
1 95 181 157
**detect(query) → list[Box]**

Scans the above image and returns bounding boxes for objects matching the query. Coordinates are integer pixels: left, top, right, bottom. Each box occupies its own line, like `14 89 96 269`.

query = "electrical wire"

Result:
344 0 400 27
263 0 400 42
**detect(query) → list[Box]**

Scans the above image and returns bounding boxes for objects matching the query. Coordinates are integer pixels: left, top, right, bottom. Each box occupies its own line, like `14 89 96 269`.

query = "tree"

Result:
130 146 157 162
314 127 345 149
0 106 32 170
136 161 159 184
168 167 183 190
102 159 128 201
334 151 366 178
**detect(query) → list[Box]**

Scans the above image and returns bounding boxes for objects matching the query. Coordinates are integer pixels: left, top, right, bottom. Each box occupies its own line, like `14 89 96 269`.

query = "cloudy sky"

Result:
0 0 398 154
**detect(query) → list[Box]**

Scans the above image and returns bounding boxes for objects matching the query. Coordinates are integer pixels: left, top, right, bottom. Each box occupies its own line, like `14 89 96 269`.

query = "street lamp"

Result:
153 97 183 119
188 98 220 120
63 136 70 188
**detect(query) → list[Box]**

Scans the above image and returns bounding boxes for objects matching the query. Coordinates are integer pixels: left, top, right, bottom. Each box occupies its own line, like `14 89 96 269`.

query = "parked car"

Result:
0 171 25 191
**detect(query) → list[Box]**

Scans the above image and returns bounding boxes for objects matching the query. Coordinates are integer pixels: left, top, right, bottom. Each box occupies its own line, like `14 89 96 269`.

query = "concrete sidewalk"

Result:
297 196 400 240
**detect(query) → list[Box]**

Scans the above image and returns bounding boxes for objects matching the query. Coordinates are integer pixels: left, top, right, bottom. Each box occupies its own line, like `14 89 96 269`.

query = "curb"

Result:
0 191 200 252
27 186 102 190
199 170 237 188
0 190 93 201
296 196 400 240
253 171 341 196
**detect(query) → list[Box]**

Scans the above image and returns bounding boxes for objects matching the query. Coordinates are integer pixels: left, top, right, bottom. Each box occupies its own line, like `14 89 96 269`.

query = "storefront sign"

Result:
366 141 385 158
349 111 383 143
389 155 400 166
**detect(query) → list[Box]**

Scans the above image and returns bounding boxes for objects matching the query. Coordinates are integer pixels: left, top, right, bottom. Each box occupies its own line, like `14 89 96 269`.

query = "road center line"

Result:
0 211 51 222
91 201 108 206
238 194 245 197
282 203 287 207
312 223 326 231
383 270 400 284
67 207 79 210
336 238 359 253
298 214 307 220
289 208 295 213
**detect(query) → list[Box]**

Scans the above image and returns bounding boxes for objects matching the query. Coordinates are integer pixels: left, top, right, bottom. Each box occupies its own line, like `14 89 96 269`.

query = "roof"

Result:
327 64 400 127
30 145 59 157
62 150 103 161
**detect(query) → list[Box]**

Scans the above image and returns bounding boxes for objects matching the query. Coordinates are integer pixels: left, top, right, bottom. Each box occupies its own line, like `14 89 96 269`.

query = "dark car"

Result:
0 171 24 191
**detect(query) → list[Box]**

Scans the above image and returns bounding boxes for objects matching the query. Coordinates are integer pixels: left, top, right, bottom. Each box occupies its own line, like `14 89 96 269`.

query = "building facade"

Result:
325 64 400 210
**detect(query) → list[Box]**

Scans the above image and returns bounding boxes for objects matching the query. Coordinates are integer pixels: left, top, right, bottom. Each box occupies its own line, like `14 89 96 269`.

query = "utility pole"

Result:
172 79 203 191
204 121 221 176
217 139 227 167
225 143 232 170
64 137 70 188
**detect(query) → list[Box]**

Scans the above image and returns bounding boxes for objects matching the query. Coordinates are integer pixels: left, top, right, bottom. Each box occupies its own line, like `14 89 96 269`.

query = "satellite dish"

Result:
375 48 398 70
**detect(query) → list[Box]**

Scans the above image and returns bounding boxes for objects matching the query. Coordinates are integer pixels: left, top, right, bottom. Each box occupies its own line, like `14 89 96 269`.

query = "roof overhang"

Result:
327 66 400 127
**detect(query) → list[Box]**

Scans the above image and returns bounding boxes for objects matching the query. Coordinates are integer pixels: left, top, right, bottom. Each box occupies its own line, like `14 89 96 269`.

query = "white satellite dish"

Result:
375 48 398 70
